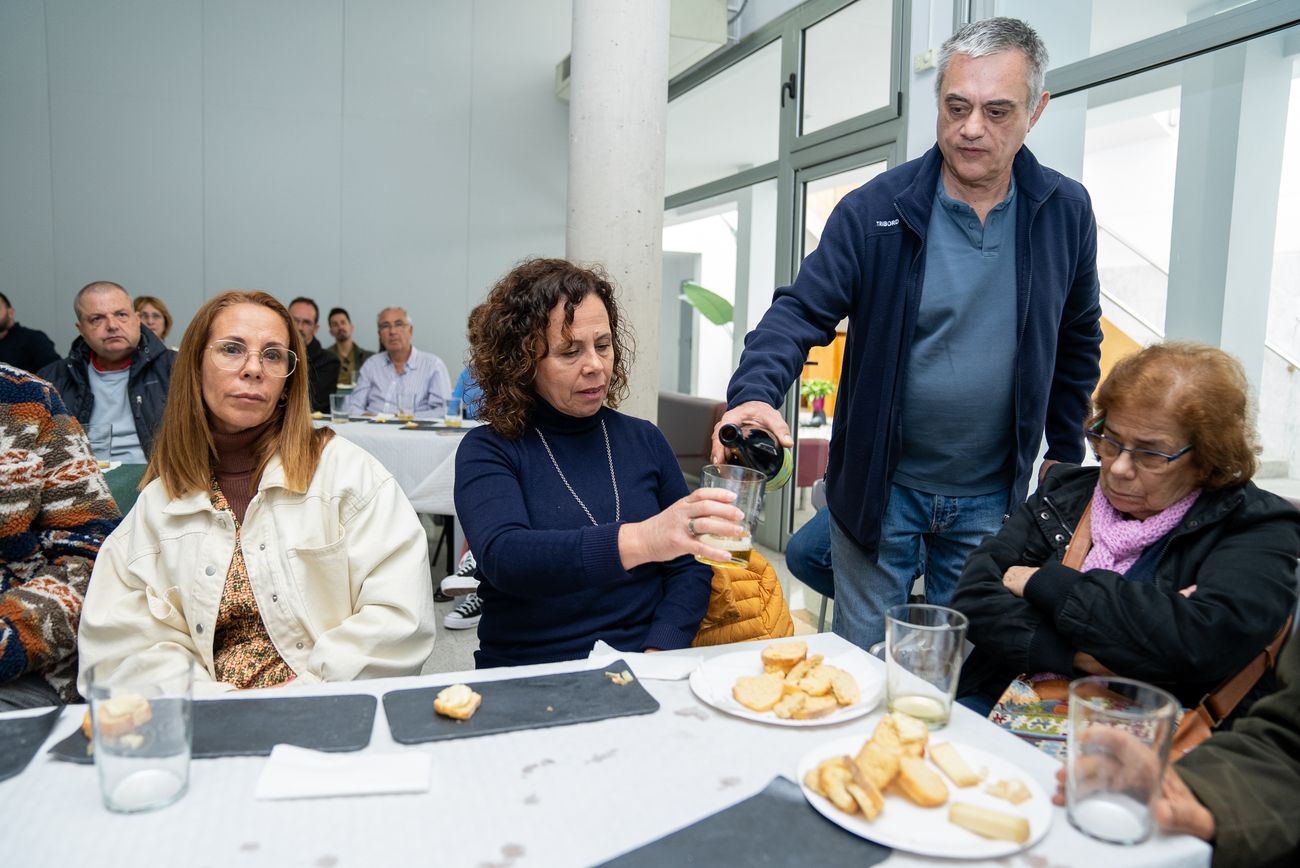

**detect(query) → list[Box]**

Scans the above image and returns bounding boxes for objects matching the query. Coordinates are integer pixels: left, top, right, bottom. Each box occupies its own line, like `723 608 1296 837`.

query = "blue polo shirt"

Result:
893 174 1018 496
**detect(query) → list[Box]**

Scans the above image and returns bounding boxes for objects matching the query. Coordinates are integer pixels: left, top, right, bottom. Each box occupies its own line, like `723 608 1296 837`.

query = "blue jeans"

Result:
785 507 834 600
829 482 1007 650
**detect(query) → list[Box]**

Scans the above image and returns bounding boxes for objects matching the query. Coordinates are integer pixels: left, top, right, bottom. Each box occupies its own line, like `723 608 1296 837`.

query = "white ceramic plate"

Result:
689 648 883 727
797 735 1053 858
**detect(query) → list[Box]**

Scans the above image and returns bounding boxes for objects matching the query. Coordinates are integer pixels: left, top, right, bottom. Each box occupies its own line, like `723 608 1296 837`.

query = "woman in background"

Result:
134 295 173 343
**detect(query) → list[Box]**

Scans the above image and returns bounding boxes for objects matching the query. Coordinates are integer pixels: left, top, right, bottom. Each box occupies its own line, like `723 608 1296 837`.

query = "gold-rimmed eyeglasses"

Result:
207 340 297 378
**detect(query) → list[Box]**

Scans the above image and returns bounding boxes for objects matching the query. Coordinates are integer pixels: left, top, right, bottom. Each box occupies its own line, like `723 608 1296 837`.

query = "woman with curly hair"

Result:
454 258 745 667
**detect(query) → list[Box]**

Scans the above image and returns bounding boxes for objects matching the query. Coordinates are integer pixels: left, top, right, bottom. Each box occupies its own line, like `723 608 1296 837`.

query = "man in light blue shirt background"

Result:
348 306 451 419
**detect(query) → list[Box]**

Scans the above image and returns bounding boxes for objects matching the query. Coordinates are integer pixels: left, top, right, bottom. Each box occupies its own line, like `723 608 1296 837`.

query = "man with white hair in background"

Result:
348 306 450 419
38 281 175 463
713 17 1102 650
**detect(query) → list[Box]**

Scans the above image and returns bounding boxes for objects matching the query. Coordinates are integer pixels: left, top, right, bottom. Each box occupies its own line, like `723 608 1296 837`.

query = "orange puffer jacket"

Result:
692 549 794 646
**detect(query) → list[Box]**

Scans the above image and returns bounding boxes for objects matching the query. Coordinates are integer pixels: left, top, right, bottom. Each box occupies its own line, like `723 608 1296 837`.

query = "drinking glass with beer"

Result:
694 464 765 568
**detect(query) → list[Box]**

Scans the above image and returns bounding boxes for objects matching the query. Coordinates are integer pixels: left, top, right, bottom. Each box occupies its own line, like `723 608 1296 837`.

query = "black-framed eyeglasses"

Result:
1086 427 1192 472
207 340 297 378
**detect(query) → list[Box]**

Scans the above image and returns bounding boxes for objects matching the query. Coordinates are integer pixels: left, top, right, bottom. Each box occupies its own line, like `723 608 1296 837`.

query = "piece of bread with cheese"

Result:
434 683 482 720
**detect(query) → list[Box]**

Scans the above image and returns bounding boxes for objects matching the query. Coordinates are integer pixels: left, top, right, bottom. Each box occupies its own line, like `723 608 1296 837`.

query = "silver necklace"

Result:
535 419 620 526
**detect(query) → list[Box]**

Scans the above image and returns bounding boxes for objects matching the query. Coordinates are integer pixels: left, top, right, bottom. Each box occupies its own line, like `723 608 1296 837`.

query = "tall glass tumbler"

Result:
694 464 765 567
1067 676 1178 845
884 604 969 728
88 649 194 813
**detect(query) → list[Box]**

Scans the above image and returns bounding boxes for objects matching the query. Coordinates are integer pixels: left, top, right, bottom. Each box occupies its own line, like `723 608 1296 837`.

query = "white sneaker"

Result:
440 550 479 596
444 593 482 630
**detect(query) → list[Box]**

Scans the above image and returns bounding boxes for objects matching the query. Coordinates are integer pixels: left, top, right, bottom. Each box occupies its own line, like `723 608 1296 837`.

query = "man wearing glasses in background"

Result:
348 306 450 419
39 281 175 463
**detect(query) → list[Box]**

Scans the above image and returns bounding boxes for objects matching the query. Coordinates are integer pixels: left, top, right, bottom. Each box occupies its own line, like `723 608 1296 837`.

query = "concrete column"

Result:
1165 35 1291 395
567 0 671 422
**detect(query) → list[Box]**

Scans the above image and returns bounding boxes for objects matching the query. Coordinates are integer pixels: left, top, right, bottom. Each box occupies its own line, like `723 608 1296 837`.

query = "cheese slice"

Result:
948 802 1031 844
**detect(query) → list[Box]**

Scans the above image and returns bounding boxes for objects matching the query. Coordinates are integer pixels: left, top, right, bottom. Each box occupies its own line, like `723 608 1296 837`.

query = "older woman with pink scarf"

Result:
953 342 1300 719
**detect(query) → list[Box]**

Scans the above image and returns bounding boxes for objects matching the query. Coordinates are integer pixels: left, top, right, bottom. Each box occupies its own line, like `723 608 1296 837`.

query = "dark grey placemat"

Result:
383 660 659 744
0 707 62 782
598 776 893 867
48 693 377 764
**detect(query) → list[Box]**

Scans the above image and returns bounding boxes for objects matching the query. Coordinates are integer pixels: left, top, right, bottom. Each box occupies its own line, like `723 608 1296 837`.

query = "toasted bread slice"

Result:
930 742 980 788
891 712 929 756
854 739 900 791
733 672 786 712
847 782 884 821
96 693 152 738
897 755 950 807
819 763 858 814
434 683 483 720
760 641 808 675
846 754 886 821
792 693 840 719
829 668 860 706
783 654 823 686
799 666 834 697
773 691 807 719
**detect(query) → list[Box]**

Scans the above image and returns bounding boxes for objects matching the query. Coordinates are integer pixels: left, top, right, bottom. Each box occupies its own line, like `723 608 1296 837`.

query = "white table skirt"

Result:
320 419 473 515
5 634 1210 868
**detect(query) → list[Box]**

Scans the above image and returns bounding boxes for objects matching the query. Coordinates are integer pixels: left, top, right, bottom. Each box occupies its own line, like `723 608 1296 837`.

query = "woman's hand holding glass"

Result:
618 488 745 570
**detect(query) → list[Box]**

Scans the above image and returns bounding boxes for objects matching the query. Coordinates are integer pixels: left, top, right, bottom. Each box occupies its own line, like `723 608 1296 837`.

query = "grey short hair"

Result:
74 281 129 319
936 17 1049 107
378 307 413 327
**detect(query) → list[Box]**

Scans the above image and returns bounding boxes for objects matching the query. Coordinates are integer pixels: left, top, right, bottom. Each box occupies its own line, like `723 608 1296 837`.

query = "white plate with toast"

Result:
688 647 883 727
797 733 1052 858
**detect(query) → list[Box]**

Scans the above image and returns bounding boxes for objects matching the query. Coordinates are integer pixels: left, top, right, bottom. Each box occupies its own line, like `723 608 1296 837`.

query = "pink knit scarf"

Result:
1081 483 1201 574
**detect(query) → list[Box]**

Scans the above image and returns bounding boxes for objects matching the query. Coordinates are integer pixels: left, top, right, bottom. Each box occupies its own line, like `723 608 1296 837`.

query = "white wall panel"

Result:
0 0 57 346
45 0 203 348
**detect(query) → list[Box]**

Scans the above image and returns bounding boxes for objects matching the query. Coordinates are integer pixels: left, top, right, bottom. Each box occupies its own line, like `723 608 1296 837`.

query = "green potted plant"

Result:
801 378 835 427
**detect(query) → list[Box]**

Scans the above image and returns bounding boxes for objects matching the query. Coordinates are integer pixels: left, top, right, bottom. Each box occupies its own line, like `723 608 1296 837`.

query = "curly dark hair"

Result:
468 258 633 439
1087 341 1259 490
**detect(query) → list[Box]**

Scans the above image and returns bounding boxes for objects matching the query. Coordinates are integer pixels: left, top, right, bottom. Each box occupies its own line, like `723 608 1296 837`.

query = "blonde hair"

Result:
143 290 333 497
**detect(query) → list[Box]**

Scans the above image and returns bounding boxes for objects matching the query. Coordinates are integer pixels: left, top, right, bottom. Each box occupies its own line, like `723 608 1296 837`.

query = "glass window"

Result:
665 41 782 196
800 0 894 135
662 179 778 399
1034 25 1299 480
991 0 1278 68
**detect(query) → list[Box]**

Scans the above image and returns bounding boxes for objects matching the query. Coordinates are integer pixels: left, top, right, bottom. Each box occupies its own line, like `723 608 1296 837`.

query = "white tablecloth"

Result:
4 634 1209 868
322 419 472 515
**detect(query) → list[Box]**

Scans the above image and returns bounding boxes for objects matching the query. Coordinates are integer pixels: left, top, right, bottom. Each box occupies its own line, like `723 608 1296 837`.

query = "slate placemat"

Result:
49 693 377 764
598 776 893 867
0 707 62 782
383 660 659 744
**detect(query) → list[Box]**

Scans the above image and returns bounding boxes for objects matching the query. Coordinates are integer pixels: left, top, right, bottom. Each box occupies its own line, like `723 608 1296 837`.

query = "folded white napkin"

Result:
254 744 431 801
587 640 699 681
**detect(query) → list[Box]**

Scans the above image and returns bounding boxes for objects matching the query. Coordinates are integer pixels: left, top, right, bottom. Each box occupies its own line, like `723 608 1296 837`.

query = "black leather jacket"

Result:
954 464 1300 708
37 328 175 458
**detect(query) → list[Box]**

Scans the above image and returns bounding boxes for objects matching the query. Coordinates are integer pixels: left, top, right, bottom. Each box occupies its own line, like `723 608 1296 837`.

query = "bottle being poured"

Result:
717 423 793 493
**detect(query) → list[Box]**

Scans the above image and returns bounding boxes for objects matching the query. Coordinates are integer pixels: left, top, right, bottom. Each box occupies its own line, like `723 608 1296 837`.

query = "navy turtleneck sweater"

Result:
454 398 712 668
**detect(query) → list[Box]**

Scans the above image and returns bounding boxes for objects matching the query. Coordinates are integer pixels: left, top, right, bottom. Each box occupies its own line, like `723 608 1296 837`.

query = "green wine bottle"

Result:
718 423 792 492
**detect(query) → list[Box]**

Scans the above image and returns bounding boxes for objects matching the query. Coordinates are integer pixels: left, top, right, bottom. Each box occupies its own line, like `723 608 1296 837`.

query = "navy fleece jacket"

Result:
727 144 1102 552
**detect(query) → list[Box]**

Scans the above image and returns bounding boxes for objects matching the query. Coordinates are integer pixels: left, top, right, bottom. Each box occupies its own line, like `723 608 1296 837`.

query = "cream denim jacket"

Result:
78 436 436 696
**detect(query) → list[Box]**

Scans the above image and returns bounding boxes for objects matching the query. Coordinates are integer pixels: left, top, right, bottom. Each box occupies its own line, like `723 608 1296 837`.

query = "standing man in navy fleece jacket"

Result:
712 18 1102 650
